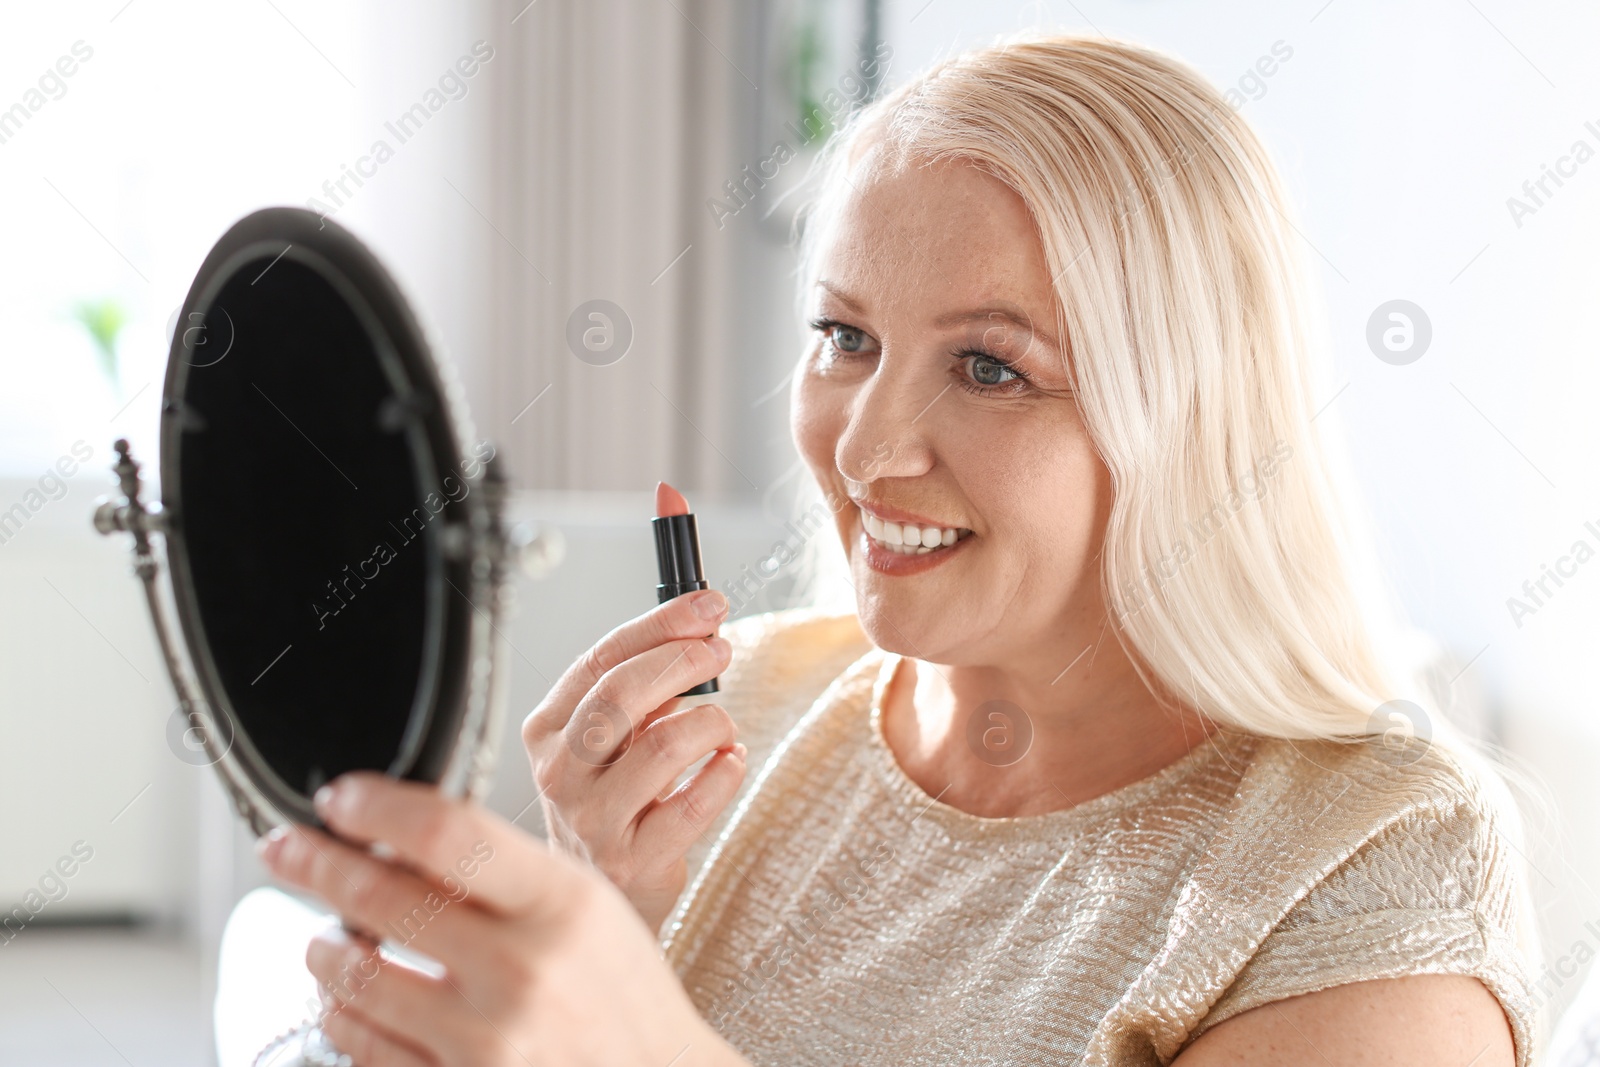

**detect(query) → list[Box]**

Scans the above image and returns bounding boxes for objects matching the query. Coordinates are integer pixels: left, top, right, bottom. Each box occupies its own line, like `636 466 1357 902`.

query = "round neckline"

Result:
865 651 1238 833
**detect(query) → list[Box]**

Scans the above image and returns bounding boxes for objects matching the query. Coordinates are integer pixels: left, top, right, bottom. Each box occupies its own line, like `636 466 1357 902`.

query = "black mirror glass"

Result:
159 208 477 821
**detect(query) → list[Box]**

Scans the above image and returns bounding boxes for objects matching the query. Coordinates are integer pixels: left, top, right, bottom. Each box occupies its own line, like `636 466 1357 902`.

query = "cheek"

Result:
790 371 842 474
959 413 1106 552
1024 440 1111 578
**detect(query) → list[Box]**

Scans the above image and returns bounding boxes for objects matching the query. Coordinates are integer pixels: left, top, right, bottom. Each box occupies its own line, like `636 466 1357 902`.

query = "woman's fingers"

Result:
558 635 732 770
308 927 473 1054
511 594 742 930
522 590 728 746
601 702 740 824
305 773 590 920
269 774 736 1067
259 820 499 970
633 746 748 864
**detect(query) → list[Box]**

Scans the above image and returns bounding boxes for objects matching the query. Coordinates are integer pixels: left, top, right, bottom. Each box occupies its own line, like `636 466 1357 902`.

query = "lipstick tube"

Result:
652 508 719 697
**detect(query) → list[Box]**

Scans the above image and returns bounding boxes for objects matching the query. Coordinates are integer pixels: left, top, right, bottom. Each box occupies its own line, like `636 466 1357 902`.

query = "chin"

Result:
858 611 943 661
848 568 968 664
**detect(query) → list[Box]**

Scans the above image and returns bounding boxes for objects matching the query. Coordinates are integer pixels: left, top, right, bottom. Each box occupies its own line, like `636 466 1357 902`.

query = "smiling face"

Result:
791 145 1115 670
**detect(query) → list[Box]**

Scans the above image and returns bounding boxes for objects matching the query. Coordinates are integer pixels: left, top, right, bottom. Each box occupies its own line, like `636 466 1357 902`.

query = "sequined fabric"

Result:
661 610 1539 1066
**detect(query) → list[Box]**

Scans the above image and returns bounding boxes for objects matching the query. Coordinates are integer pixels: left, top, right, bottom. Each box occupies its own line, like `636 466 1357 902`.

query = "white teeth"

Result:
858 507 969 556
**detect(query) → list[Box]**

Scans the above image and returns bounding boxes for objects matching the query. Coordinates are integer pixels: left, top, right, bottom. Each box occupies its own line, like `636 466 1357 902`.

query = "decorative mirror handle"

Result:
91 439 276 836
92 438 168 569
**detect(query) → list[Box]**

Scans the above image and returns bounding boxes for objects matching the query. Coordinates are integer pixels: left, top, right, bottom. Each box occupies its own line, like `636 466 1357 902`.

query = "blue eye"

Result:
807 317 877 360
832 325 869 353
967 353 1019 386
954 350 1028 396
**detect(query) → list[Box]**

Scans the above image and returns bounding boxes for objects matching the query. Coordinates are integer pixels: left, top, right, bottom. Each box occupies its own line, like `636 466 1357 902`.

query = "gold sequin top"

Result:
661 609 1540 1067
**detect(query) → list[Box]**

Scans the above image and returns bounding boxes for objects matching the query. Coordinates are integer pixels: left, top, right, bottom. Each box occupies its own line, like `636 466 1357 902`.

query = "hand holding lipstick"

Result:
519 483 745 933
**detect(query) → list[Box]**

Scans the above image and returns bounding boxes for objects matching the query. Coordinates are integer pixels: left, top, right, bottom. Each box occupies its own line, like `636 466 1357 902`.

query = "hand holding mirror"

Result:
92 206 562 1065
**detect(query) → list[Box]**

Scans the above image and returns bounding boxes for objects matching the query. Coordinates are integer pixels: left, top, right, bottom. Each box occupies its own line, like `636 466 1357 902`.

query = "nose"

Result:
833 358 938 487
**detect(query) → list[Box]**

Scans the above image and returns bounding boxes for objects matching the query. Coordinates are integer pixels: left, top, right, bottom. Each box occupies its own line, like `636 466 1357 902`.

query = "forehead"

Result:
813 145 1056 320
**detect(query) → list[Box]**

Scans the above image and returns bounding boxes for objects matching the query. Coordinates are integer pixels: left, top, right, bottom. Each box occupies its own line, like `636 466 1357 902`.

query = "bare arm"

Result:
1173 974 1516 1067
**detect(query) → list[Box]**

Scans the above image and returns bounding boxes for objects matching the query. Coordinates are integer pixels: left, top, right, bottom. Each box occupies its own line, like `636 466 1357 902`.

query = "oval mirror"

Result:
96 206 517 832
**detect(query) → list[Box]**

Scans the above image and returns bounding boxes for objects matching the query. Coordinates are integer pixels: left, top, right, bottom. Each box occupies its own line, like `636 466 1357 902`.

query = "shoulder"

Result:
714 605 875 767
719 606 870 670
678 607 873 885
715 607 874 718
1175 733 1538 1065
1185 729 1524 926
1234 733 1525 932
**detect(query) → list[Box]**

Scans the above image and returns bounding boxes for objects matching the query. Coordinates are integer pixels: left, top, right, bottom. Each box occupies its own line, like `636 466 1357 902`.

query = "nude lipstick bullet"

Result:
654 481 719 697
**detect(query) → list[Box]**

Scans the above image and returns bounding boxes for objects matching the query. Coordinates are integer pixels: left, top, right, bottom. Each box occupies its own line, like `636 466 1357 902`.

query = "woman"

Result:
260 32 1540 1066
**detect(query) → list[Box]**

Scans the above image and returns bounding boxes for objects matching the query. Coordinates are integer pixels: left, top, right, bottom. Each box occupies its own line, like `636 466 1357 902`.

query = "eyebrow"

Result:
814 279 1063 353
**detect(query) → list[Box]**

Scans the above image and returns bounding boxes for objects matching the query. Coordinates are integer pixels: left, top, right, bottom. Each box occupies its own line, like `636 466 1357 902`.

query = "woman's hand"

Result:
259 772 748 1067
520 590 747 932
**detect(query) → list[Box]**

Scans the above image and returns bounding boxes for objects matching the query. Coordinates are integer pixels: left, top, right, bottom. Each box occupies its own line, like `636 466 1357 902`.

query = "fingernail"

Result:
256 824 290 864
707 635 732 659
692 590 728 621
313 784 337 817
732 743 748 761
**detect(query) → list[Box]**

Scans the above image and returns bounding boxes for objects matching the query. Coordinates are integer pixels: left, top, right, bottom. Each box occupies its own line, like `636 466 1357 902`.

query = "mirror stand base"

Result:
253 1022 351 1067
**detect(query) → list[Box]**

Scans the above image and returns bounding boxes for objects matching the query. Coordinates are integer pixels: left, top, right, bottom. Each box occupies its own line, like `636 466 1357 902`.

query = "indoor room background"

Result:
0 1 1596 1063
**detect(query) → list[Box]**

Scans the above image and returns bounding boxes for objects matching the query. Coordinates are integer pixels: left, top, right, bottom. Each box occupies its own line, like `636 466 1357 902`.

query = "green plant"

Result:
793 1 832 140
72 297 128 386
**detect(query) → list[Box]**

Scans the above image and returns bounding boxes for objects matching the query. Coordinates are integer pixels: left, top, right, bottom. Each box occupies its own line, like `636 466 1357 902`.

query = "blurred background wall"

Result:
1 1 1596 1063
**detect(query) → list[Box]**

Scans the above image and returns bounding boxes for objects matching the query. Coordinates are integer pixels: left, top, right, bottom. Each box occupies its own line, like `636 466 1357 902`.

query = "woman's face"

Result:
792 147 1113 669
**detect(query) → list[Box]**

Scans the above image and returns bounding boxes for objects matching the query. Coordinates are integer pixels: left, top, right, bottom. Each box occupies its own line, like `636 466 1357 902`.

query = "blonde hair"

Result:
780 30 1552 971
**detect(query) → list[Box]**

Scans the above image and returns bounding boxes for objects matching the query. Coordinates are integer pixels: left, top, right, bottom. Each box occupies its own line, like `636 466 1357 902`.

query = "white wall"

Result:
0 471 187 924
